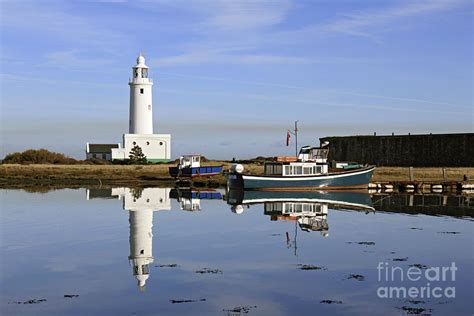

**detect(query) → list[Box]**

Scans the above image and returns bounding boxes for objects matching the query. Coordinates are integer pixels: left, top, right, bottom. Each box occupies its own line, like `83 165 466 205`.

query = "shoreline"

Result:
1 163 473 189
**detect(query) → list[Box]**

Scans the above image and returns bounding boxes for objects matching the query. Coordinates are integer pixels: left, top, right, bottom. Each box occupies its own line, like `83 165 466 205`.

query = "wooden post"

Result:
442 168 447 182
409 166 414 182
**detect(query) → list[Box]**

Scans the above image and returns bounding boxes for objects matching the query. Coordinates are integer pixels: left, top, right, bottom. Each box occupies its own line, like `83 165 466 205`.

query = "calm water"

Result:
0 188 473 316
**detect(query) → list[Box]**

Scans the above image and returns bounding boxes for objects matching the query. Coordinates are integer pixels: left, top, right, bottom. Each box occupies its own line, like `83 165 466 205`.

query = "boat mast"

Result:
287 120 299 158
294 120 298 157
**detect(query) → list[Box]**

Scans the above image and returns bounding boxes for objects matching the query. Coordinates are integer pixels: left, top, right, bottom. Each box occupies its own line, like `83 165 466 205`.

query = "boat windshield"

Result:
311 148 328 160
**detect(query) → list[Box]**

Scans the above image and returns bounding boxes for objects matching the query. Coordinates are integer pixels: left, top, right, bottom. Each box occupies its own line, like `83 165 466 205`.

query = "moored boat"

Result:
169 154 223 178
227 145 375 191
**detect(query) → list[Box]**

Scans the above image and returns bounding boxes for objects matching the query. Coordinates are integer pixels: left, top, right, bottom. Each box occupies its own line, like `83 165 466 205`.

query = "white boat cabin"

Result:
265 146 329 177
178 155 201 169
298 146 329 164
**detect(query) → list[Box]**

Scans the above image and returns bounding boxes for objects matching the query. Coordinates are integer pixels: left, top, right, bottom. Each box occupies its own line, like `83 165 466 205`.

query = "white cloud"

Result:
202 0 291 31
0 1 129 51
135 0 291 31
274 0 469 42
42 50 114 69
153 51 311 66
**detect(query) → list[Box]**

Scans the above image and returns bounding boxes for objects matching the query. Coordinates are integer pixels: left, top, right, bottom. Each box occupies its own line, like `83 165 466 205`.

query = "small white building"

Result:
86 53 171 162
85 143 120 160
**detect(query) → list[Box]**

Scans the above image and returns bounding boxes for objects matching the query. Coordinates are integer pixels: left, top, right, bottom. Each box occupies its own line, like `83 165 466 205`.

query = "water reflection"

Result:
169 188 222 212
226 190 375 238
372 193 473 217
264 201 329 235
87 187 171 291
2 187 473 315
85 187 473 293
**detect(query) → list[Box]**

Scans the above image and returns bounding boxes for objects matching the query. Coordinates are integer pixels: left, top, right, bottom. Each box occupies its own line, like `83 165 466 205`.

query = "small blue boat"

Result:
169 155 223 178
227 145 375 191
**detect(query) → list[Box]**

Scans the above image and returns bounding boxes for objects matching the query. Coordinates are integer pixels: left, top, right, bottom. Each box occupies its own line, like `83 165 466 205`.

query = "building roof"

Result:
88 144 119 153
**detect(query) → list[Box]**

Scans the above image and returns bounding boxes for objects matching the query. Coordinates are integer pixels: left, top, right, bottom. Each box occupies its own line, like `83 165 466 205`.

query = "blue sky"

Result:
1 0 473 159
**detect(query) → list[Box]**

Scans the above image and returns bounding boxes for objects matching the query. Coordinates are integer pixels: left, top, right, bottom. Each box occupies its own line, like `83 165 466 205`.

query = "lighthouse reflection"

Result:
86 187 170 291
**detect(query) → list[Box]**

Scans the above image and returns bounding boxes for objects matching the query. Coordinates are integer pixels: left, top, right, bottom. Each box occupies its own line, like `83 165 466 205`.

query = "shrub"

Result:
85 157 112 165
2 149 78 164
129 145 147 164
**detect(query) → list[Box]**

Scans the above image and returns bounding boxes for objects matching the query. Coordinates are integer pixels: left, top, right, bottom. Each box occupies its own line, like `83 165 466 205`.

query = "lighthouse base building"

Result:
86 53 171 163
111 134 171 163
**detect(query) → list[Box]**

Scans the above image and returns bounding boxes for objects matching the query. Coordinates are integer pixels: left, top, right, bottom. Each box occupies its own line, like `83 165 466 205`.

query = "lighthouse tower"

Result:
129 53 153 134
107 53 171 162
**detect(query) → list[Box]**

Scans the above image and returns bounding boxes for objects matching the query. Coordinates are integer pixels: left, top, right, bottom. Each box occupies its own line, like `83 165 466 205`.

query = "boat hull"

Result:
227 166 375 191
169 166 223 178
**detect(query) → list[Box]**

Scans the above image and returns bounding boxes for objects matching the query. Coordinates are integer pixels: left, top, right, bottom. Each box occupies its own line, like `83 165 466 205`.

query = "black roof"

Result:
88 144 119 153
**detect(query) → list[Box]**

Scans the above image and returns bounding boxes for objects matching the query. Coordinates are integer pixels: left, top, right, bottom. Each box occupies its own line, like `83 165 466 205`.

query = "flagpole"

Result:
295 120 299 157
286 121 299 158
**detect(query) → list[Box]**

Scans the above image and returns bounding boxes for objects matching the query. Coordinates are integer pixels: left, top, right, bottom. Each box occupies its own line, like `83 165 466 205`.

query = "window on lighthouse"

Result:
140 88 144 94
142 68 148 78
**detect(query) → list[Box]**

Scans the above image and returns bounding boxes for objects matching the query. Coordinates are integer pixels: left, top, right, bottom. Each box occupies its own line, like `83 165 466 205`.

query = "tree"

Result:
129 145 147 164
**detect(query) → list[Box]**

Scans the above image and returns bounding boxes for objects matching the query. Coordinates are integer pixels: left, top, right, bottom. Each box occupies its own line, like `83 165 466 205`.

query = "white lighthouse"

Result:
129 53 153 135
86 53 171 162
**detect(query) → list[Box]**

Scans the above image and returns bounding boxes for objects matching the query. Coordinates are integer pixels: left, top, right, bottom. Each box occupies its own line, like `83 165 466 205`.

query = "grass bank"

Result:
1 163 473 189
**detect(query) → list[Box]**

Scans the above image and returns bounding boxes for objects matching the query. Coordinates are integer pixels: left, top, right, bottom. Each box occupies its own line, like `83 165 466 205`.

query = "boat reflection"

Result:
226 190 374 237
264 201 329 236
86 187 170 292
169 188 222 212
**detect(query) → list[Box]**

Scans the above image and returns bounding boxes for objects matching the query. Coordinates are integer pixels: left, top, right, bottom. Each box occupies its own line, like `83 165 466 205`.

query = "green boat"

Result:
227 145 375 191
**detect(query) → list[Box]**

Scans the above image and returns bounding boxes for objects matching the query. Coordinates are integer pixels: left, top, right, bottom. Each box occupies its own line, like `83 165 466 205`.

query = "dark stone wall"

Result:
319 133 474 167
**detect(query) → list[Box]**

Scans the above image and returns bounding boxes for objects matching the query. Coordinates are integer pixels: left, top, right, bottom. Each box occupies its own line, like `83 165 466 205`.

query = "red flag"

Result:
286 131 291 146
